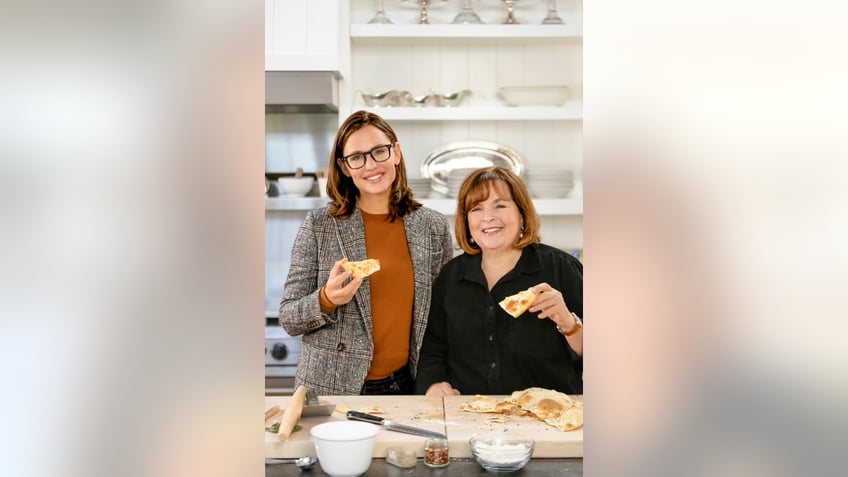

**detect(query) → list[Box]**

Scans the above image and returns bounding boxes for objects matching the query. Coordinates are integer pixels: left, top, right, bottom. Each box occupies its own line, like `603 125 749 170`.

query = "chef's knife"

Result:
346 410 447 439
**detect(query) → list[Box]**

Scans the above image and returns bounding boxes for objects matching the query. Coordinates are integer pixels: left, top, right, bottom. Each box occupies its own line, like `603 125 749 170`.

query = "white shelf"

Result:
265 196 582 216
265 197 329 210
420 197 582 216
350 24 582 39
357 102 582 121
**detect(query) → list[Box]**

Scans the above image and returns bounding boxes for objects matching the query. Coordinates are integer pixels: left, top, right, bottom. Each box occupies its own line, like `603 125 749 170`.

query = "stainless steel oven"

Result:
265 317 300 396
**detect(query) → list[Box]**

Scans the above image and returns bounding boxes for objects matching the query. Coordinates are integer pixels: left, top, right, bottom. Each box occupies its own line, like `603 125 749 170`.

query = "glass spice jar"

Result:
423 438 450 467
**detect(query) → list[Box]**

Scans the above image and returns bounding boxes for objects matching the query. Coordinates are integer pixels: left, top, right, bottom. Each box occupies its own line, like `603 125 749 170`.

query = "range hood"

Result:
265 71 339 113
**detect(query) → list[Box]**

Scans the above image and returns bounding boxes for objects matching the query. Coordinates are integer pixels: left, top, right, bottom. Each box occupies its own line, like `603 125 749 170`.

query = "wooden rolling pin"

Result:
265 405 281 421
278 385 307 441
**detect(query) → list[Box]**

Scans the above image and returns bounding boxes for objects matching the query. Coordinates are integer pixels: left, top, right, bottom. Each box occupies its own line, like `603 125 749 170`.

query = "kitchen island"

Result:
265 394 583 475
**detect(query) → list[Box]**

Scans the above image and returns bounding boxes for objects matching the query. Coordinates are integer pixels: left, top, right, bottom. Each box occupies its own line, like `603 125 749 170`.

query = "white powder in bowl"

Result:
472 442 530 464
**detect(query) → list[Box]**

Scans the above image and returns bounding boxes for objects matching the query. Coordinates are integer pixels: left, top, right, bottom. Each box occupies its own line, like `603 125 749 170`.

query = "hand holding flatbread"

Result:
340 258 381 278
323 259 364 306
498 287 539 318
527 282 576 332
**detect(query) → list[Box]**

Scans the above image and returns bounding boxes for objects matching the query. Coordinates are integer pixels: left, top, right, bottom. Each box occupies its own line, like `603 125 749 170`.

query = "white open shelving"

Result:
350 24 582 39
357 102 582 121
265 195 583 216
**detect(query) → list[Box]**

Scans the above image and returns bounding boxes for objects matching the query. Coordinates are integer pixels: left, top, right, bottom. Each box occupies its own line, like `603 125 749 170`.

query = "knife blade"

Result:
346 410 447 439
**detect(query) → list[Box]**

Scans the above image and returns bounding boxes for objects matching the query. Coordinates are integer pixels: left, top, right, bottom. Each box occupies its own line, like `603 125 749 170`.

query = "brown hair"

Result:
326 110 420 221
454 166 541 255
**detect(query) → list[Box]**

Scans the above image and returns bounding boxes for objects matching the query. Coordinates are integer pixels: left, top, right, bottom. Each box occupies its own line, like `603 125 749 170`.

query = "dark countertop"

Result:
266 458 583 476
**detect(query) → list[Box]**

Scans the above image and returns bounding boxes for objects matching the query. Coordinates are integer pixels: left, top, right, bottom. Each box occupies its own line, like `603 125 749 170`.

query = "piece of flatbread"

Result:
341 258 381 278
498 287 539 318
334 404 384 415
545 406 583 432
458 387 583 432
509 387 574 412
459 395 498 413
495 401 532 416
508 387 582 431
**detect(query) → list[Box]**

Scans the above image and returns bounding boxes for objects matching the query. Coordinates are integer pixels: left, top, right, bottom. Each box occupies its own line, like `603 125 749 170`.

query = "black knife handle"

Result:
346 410 385 425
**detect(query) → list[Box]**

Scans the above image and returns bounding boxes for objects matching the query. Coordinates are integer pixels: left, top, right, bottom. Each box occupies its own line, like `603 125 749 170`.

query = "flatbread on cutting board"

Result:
458 387 583 432
333 404 384 414
459 395 498 413
508 387 581 431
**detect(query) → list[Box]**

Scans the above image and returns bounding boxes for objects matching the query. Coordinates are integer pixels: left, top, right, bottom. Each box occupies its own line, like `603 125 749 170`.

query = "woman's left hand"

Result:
528 282 572 330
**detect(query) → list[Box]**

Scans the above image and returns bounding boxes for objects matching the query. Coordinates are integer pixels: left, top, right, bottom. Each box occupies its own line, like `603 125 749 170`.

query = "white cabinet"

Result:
265 0 346 72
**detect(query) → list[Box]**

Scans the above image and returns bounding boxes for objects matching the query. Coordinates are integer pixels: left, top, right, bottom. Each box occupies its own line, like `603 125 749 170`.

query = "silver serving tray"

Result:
420 141 524 195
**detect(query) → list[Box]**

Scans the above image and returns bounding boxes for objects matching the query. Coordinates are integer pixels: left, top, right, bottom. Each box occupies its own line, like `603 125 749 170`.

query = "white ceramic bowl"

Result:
469 435 535 472
277 177 315 197
498 86 570 107
311 421 379 477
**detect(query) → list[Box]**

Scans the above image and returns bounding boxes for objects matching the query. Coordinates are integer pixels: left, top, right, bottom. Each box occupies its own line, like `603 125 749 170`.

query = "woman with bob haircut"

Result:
280 110 454 395
415 166 583 396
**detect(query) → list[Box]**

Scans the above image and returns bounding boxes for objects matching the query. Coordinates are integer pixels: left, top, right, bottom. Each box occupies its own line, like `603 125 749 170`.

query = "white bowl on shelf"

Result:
277 177 315 197
498 86 570 107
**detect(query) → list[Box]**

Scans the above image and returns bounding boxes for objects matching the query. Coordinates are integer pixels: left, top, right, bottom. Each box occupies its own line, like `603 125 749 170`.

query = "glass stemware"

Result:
541 0 564 24
452 0 483 24
413 0 438 24
501 0 520 24
401 0 443 24
368 0 393 24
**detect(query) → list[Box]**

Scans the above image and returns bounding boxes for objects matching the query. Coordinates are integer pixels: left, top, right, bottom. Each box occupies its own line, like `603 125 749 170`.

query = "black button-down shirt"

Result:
416 243 583 395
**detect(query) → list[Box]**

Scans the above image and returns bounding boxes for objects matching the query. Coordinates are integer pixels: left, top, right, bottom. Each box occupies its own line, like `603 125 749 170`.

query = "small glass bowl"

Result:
469 436 534 472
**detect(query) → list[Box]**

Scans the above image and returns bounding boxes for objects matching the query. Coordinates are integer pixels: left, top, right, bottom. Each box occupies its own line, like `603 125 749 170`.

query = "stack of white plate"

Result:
407 177 433 198
525 169 575 198
446 168 477 198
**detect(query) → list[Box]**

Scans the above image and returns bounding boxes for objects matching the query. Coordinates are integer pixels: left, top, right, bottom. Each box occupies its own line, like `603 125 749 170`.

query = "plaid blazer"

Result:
279 202 454 395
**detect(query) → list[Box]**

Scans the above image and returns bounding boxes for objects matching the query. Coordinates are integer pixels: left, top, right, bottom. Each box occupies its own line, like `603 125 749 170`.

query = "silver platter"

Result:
420 141 524 196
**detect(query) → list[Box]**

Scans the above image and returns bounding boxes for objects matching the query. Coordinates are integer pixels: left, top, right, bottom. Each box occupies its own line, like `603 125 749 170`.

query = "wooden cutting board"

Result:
265 395 446 459
443 395 583 458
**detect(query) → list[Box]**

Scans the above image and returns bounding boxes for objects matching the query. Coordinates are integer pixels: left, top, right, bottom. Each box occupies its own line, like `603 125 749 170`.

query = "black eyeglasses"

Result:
341 143 394 170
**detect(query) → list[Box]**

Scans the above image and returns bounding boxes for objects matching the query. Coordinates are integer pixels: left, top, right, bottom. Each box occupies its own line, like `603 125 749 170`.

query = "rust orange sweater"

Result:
362 211 414 379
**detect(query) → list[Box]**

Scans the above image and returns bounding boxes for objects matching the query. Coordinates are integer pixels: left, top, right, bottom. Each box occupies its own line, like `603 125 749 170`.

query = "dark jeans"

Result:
361 364 413 395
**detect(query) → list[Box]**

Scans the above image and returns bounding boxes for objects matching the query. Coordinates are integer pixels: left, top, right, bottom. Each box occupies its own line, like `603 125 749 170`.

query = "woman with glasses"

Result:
279 110 454 395
416 166 583 396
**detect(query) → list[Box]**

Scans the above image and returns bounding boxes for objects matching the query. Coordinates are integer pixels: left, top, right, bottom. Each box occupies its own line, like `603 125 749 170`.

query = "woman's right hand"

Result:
323 259 363 306
425 381 461 397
